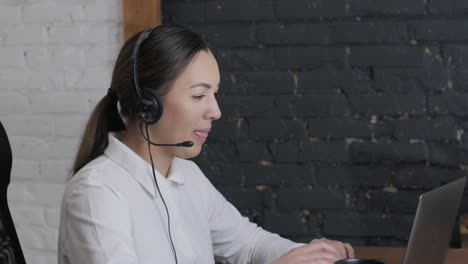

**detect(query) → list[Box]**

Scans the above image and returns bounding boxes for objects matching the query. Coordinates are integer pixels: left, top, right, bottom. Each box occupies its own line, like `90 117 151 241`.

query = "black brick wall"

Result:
162 0 468 247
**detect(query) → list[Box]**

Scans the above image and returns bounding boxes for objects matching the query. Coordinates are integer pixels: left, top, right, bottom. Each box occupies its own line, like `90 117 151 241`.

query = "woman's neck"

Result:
120 124 174 178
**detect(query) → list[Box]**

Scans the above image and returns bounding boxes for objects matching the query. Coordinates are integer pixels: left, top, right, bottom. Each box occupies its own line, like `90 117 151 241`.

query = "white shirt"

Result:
58 134 301 264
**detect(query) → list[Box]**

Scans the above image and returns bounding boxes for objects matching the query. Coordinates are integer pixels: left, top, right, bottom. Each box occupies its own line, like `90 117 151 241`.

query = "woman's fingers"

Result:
322 239 347 259
344 242 355 258
273 239 355 264
304 238 354 260
296 239 342 260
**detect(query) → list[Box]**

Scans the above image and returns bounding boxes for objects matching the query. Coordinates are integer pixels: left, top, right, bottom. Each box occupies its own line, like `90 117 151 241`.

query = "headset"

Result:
129 27 179 264
130 28 164 125
129 28 193 148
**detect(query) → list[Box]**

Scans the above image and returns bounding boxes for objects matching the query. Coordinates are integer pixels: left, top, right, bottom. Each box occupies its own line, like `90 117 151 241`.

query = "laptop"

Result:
403 176 467 264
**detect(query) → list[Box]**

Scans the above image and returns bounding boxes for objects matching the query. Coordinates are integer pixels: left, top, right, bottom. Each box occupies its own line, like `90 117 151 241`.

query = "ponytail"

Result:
71 93 125 175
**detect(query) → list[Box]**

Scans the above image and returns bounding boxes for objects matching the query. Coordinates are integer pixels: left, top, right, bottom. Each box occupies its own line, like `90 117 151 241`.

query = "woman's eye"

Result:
193 95 205 100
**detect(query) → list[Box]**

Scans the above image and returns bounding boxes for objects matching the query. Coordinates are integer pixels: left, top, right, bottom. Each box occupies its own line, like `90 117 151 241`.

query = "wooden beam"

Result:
123 0 161 41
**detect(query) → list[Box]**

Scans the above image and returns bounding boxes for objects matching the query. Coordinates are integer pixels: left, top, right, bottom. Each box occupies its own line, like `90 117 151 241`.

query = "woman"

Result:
58 24 355 264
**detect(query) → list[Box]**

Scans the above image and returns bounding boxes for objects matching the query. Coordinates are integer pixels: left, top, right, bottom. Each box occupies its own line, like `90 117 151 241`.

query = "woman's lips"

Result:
193 131 209 142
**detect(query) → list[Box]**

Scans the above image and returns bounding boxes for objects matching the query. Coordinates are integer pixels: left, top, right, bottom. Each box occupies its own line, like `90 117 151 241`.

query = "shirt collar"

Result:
167 157 185 185
103 133 185 198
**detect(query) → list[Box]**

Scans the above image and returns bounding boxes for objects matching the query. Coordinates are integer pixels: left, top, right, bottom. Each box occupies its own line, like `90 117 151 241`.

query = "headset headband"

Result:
129 29 154 99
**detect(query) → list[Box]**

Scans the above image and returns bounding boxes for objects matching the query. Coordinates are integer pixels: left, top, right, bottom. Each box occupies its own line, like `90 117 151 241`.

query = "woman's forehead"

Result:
176 51 220 86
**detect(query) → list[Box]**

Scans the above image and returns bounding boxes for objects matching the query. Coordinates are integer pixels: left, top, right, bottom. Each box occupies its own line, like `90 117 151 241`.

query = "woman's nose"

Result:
205 96 222 121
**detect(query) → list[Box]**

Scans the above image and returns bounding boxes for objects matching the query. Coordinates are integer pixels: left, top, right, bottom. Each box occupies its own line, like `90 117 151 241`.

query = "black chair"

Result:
0 122 26 264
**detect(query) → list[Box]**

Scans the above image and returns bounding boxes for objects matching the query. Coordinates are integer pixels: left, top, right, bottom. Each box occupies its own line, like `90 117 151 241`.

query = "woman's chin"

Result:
176 145 202 159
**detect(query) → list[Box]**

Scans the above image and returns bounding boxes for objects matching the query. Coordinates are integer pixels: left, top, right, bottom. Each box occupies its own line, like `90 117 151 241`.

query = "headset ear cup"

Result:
139 88 163 124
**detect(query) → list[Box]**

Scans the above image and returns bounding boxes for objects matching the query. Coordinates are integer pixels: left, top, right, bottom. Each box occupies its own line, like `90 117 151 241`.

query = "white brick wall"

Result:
0 0 122 263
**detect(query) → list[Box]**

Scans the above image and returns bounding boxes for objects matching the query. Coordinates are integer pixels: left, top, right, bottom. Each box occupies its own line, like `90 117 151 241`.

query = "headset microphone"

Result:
138 124 194 148
149 141 194 147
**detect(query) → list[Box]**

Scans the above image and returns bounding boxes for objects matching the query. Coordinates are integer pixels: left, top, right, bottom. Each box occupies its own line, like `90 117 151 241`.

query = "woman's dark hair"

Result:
71 24 210 175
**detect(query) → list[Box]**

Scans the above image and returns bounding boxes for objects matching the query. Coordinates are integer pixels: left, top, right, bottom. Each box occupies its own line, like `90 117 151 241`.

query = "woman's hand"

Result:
272 238 355 264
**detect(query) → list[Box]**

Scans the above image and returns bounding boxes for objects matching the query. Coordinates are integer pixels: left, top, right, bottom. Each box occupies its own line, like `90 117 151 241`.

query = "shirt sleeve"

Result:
63 182 138 264
205 182 302 264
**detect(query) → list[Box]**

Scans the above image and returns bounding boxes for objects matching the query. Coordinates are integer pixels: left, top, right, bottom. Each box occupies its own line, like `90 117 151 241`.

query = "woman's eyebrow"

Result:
189 82 220 89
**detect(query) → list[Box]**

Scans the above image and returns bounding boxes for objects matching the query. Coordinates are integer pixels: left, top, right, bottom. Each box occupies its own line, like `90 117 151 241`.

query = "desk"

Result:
355 247 468 264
